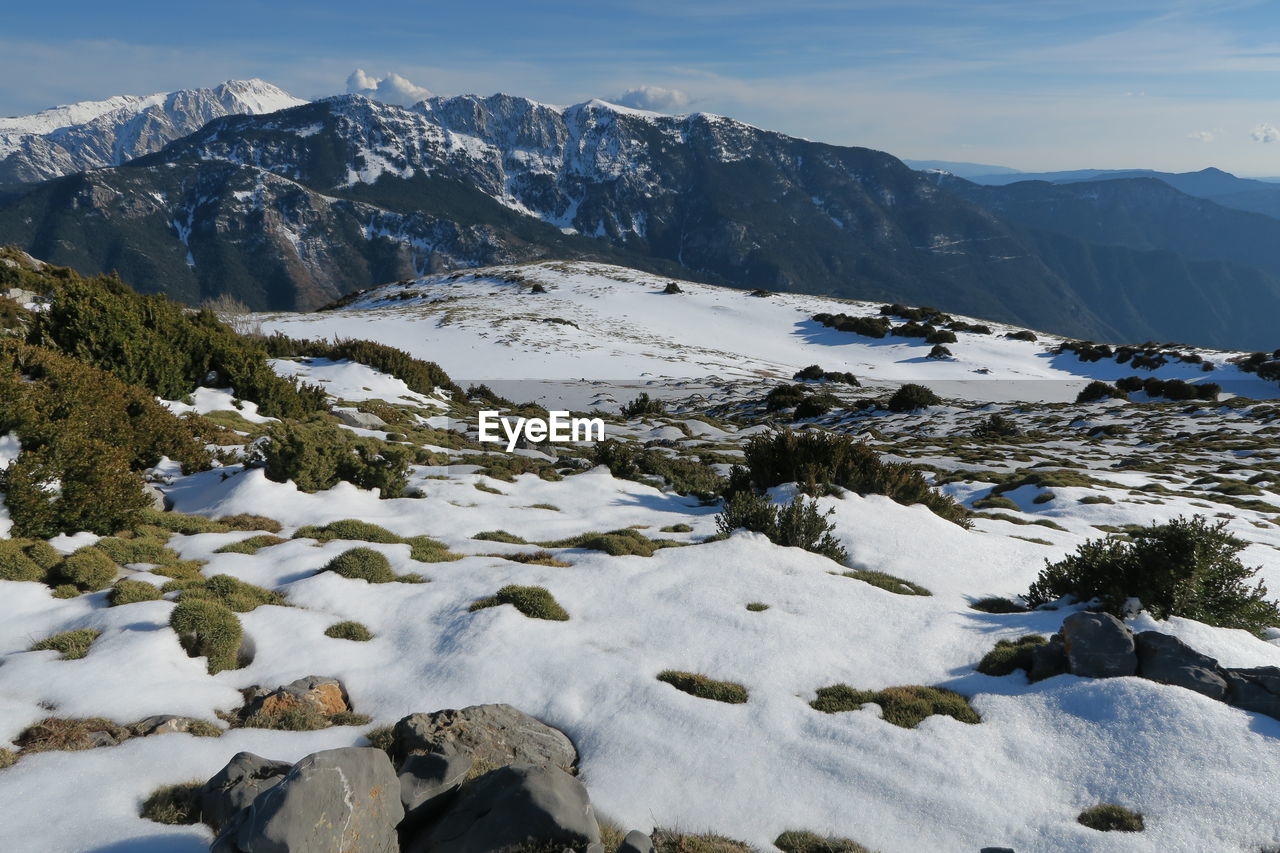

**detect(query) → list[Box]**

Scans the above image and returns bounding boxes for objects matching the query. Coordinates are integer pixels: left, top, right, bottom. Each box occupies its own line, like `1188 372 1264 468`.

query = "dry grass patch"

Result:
657 671 748 704
810 685 979 728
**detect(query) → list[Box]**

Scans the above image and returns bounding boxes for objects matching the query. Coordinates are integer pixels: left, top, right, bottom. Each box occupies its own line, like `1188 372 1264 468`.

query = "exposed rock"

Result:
1028 634 1068 682
393 703 577 772
662 282 683 294
245 675 350 718
619 829 657 853
130 715 206 737
198 751 293 833
398 741 473 830
409 763 599 853
336 409 389 430
142 482 173 512
1224 666 1280 719
1060 612 1137 678
213 747 402 853
1135 631 1228 700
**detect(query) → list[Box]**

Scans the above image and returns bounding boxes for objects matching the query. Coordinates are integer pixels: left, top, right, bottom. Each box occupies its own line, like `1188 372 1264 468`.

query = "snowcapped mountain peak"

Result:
0 79 306 184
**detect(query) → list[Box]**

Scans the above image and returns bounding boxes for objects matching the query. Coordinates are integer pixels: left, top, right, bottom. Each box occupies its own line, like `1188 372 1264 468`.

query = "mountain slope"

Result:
0 80 304 184
1 93 1279 346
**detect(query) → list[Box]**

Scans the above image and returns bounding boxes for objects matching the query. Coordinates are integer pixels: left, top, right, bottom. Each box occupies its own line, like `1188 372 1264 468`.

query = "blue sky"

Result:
5 0 1280 173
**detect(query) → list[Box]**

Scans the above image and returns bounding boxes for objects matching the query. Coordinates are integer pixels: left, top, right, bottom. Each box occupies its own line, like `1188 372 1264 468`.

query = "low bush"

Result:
887 383 941 412
108 580 164 606
263 333 462 398
140 781 203 825
57 547 118 591
976 635 1046 676
738 430 969 527
973 414 1021 439
657 671 748 704
1075 381 1122 403
169 599 243 674
178 574 284 612
810 685 979 728
294 519 402 543
621 393 666 418
1077 804 1144 832
470 585 570 620
746 602 770 611
969 596 1029 614
794 394 838 419
765 384 808 412
0 539 48 582
539 528 676 557
813 312 891 338
258 419 410 496
324 621 373 641
217 514 283 533
94 536 179 567
215 534 289 555
1026 515 1280 633
29 628 101 660
322 547 396 583
717 492 847 563
593 440 725 499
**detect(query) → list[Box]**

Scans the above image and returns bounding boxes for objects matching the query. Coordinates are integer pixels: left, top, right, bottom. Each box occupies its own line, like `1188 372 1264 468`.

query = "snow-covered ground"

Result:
3 262 1280 852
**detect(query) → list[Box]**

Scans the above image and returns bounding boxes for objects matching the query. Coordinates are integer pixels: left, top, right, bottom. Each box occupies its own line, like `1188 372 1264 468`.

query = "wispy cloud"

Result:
1251 123 1280 142
611 86 691 112
346 69 432 106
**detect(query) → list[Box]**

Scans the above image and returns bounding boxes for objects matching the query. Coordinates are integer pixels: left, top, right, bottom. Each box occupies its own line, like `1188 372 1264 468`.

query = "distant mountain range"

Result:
1 82 1279 349
0 80 304 184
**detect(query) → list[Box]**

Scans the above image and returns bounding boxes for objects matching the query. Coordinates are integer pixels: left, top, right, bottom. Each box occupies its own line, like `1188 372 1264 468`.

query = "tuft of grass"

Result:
15 717 124 753
840 570 931 596
186 720 223 738
242 706 330 731
472 530 528 544
404 535 461 563
365 725 394 755
810 685 979 728
322 547 396 583
1077 804 1145 832
976 635 1047 676
969 596 1029 614
488 550 572 567
474 481 505 495
108 579 164 606
328 712 373 727
0 748 16 769
29 628 101 660
178 574 284 612
657 671 749 704
51 584 80 599
93 536 180 566
539 528 681 557
214 534 289 555
1078 494 1115 505
140 781 203 825
216 514 283 533
138 509 234 535
774 830 873 853
652 828 753 853
0 539 51 582
57 547 118 591
528 503 561 511
746 602 770 612
169 599 243 674
661 523 694 533
294 519 401 543
325 621 373 641
470 585 570 621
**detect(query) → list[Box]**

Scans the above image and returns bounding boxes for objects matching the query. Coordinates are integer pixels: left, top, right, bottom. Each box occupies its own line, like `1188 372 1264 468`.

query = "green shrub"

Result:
260 420 409 497
1025 516 1280 633
969 596 1029 614
795 395 837 419
179 574 284 612
1077 804 1144 832
140 781 203 825
810 685 979 728
325 621 373 641
766 384 808 412
592 440 725 499
3 441 153 539
716 492 847 563
473 530 528 544
537 527 678 557
621 393 666 418
661 524 694 533
169 599 243 674
887 384 941 412
263 333 461 398
746 602 770 612
470 585 570 621
738 430 969 527
841 570 930 596
972 495 1019 511
29 628 101 660
57 547 118 591
294 519 402 543
216 514 283 533
973 414 1021 439
1078 494 1115 505
94 536 179 566
1076 381 1122 403
0 539 47 582
657 671 748 704
215 534 289 555
108 580 164 606
51 584 80 598
322 547 396 583
976 635 1046 676
773 830 872 853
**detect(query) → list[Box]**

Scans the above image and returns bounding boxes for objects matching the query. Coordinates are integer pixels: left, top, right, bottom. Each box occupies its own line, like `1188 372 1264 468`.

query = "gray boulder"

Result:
1224 666 1280 720
398 741 473 830
618 830 657 853
393 704 577 772
337 409 389 430
1134 631 1228 700
212 747 402 853
198 751 293 833
142 482 173 512
1060 612 1137 678
243 675 351 719
1028 634 1068 682
410 763 599 853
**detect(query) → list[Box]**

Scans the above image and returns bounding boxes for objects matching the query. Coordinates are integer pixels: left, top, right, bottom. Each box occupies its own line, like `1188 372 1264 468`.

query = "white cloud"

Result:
1251 123 1280 143
612 85 691 113
346 69 432 106
1187 129 1218 142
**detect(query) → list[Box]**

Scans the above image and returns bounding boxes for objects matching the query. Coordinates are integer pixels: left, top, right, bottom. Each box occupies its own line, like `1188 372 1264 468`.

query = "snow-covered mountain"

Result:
0 79 304 184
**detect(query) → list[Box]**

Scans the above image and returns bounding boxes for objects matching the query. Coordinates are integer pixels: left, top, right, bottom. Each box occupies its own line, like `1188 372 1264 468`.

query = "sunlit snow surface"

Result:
2 263 1280 852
